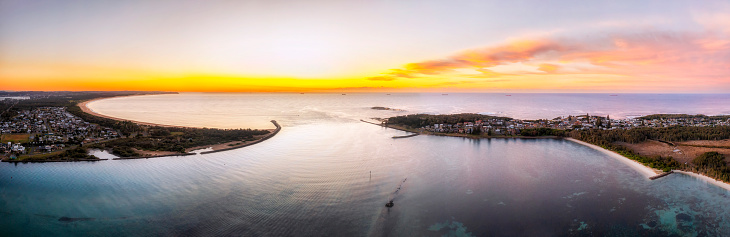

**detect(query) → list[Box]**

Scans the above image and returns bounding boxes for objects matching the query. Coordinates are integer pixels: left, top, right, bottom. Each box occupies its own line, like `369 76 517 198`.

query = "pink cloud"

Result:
367 31 730 91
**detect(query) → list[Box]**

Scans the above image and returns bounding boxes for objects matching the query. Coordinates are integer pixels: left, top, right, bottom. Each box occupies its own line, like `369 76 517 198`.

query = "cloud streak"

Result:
367 30 730 91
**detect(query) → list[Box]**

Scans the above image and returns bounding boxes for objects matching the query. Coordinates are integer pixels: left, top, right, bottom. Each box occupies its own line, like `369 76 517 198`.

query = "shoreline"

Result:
109 120 281 160
4 158 107 163
566 138 660 178
365 120 730 191
673 170 730 192
78 95 192 128
77 95 282 160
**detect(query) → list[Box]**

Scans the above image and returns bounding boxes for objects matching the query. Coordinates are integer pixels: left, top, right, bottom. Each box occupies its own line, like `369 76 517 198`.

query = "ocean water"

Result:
86 93 730 129
2 93 730 236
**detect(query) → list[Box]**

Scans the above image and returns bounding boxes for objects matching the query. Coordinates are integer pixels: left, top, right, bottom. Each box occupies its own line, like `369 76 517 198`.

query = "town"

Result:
0 106 119 159
392 114 730 136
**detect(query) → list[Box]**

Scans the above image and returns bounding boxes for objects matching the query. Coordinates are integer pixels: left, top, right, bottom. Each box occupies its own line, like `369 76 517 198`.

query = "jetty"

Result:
649 170 674 180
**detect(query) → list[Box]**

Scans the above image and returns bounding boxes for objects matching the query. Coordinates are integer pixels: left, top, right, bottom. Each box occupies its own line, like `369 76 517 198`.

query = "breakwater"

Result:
200 120 281 155
359 119 416 133
392 134 419 139
112 120 281 159
113 153 195 160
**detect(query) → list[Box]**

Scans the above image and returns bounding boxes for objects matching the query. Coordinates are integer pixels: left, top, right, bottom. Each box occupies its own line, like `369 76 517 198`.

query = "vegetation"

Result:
570 127 730 181
689 152 730 182
569 126 730 144
639 114 730 120
18 146 98 161
386 112 730 182
88 126 269 157
519 128 567 137
1 134 30 143
2 91 272 159
386 113 512 129
693 152 726 168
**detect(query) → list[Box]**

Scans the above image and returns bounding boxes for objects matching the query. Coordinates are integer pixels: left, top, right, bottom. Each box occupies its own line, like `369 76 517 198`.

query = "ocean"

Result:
1 93 730 236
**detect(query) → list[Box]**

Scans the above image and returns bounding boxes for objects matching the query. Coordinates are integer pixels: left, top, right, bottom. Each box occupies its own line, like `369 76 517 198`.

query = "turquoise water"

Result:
2 93 730 236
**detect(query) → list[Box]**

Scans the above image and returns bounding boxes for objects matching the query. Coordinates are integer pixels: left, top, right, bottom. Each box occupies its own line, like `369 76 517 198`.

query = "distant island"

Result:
376 113 730 184
0 91 279 162
371 106 405 111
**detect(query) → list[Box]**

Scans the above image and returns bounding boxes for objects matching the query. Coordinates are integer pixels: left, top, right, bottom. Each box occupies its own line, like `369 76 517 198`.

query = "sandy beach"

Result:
566 138 660 178
78 95 280 156
78 95 190 128
567 138 730 192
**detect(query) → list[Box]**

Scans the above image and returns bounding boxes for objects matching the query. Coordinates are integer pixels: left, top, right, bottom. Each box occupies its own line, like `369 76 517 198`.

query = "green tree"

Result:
693 152 726 168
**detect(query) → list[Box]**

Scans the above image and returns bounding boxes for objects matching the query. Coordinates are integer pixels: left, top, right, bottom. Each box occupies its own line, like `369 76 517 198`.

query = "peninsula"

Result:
377 113 730 186
0 91 279 162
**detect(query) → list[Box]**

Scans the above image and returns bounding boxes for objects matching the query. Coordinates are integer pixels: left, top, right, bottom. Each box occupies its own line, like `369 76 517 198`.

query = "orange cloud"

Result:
537 63 560 73
366 39 564 80
366 31 730 92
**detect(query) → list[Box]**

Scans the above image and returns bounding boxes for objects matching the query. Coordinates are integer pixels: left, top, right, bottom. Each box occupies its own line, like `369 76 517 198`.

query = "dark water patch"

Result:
58 217 95 222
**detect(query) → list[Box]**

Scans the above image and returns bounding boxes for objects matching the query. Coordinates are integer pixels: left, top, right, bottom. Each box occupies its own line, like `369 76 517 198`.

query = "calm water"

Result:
87 93 730 129
2 93 730 236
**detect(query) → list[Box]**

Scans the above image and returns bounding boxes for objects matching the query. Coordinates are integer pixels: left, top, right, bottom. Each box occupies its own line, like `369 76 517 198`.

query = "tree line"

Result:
88 126 270 157
386 113 512 128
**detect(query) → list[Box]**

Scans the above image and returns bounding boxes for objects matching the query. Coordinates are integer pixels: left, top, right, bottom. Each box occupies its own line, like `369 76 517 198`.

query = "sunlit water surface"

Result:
2 93 730 236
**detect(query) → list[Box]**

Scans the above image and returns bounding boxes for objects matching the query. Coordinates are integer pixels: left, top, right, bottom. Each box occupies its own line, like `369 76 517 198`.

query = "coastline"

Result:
364 119 730 192
78 95 191 128
110 120 280 159
566 138 660 178
673 170 730 192
77 95 282 159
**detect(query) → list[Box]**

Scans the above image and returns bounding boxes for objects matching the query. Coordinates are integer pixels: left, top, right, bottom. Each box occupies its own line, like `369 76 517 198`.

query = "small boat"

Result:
385 201 394 207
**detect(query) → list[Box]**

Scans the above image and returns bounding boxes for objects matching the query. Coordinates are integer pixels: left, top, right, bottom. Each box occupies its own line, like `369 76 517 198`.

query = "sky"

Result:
1 0 729 93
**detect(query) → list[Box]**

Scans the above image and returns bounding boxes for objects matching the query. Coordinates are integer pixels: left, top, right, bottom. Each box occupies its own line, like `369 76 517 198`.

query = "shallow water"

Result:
2 93 730 236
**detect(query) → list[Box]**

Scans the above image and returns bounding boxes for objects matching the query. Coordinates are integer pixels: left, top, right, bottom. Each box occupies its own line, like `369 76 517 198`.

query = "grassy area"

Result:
16 150 65 161
0 133 30 143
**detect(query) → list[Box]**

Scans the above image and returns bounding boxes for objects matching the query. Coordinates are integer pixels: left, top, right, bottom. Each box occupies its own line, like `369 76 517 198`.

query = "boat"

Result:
385 200 394 207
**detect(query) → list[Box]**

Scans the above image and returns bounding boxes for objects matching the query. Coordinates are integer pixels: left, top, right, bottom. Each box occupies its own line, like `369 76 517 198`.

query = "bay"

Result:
2 93 730 236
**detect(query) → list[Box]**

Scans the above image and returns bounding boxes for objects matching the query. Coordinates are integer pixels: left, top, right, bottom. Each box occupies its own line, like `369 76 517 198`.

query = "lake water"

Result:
2 93 730 236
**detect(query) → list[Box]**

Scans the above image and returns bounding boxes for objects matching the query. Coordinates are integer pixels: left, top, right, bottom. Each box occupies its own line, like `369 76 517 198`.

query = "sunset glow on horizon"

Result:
1 1 729 93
